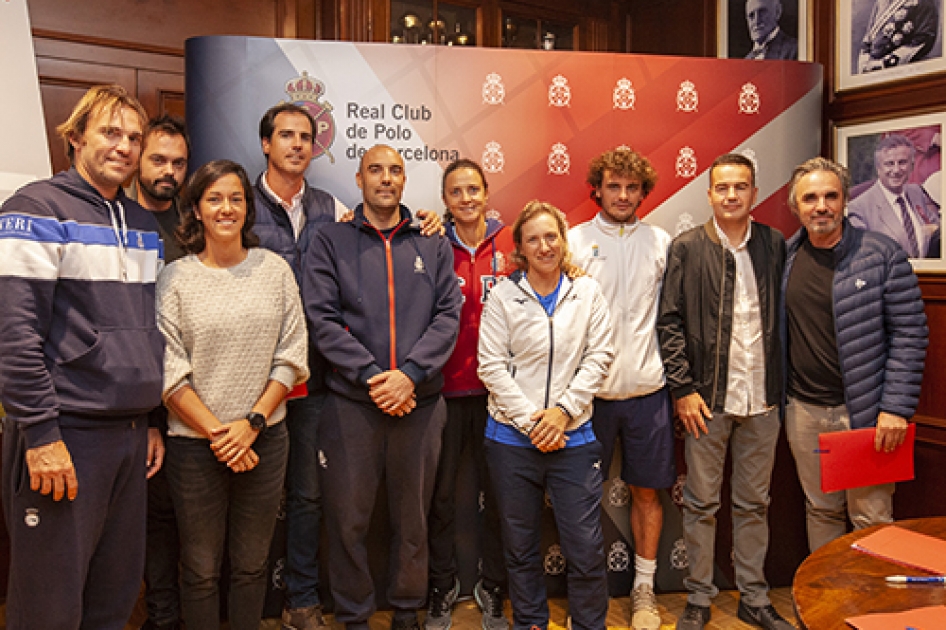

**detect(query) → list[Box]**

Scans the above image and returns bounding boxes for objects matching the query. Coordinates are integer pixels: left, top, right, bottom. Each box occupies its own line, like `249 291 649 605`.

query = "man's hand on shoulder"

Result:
26 440 78 501
367 369 416 416
675 392 712 439
875 411 909 452
415 209 445 237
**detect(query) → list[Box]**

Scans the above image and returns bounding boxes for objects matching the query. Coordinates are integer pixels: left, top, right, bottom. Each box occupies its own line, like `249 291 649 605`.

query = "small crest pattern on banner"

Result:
675 212 696 237
485 208 503 221
613 78 636 110
548 143 571 175
548 75 572 108
544 544 567 575
482 73 505 105
742 149 760 177
285 71 336 163
608 541 631 572
738 82 761 114
675 146 698 178
671 538 689 570
608 479 629 507
482 141 505 174
616 144 631 151
272 557 286 590
676 80 699 113
672 473 687 506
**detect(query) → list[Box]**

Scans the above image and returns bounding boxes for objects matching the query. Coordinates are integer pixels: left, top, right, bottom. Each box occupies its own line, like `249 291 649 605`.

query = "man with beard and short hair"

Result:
128 114 190 630
783 157 927 552
0 84 165 630
847 134 940 258
130 115 190 265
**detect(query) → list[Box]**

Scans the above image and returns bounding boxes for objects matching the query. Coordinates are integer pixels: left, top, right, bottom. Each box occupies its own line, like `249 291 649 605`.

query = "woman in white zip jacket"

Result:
477 200 614 630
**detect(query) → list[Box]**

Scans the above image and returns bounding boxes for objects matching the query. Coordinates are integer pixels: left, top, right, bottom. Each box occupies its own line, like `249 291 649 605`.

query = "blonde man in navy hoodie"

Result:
0 85 165 629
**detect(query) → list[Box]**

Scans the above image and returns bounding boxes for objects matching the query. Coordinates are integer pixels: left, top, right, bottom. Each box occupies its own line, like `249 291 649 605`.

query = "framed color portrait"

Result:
718 0 809 60
836 112 945 271
838 0 946 91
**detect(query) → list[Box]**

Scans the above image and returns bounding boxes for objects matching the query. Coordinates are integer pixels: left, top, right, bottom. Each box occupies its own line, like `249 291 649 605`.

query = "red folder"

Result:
819 424 915 493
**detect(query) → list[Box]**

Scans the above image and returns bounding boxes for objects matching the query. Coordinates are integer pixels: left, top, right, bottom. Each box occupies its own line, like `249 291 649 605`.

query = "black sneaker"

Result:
393 612 422 630
424 578 460 630
473 579 510 630
676 603 710 630
736 601 795 630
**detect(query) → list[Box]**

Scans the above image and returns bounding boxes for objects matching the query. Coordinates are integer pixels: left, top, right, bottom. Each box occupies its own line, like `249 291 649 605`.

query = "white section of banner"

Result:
275 40 446 213
646 83 822 236
0 0 52 204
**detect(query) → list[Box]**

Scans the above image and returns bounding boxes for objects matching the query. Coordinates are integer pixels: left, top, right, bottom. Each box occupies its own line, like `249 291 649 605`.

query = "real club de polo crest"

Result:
548 142 571 175
548 75 572 108
482 141 505 174
482 72 505 105
284 71 336 163
738 82 761 114
675 146 698 178
613 78 636 110
676 80 699 113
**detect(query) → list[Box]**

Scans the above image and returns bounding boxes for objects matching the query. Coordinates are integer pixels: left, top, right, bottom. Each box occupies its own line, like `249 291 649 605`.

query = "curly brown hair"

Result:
586 148 658 207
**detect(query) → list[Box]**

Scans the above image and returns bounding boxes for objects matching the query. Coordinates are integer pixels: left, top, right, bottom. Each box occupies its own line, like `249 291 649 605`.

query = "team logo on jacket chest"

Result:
414 255 426 273
284 71 336 163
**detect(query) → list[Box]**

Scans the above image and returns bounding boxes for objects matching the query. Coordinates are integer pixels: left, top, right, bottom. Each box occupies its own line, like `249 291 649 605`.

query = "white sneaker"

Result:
631 584 661 630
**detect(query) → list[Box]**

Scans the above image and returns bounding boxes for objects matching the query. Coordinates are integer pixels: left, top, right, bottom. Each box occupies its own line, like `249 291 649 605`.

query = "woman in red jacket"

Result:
425 159 515 630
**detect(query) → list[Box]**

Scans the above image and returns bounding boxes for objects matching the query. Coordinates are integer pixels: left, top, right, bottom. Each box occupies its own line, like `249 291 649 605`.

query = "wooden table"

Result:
792 517 946 629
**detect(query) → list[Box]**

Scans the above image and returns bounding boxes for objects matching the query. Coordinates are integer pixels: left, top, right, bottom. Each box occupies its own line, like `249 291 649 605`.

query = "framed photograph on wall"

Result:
838 0 946 91
836 111 944 271
718 0 809 60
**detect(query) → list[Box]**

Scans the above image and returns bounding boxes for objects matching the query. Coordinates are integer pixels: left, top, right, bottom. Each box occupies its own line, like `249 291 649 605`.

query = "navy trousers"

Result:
485 438 608 630
320 393 446 625
2 415 149 630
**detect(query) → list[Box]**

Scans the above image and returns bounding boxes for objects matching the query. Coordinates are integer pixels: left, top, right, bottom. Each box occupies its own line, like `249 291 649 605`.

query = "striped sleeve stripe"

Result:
0 214 161 283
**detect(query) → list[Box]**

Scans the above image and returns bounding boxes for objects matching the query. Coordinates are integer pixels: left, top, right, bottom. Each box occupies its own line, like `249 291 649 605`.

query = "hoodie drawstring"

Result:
107 199 129 281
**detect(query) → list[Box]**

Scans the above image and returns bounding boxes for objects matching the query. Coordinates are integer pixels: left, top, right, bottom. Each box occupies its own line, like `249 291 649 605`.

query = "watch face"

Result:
247 412 266 431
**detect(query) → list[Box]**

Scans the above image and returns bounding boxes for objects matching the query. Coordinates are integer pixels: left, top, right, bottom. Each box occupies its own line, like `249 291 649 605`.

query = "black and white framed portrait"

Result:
838 0 945 90
718 0 809 60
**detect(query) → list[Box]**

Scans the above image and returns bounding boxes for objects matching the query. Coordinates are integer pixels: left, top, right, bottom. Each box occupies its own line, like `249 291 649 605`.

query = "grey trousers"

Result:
682 407 778 608
785 397 894 553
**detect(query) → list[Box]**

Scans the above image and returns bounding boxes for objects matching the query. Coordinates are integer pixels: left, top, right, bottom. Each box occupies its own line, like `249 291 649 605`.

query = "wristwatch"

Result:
246 411 267 434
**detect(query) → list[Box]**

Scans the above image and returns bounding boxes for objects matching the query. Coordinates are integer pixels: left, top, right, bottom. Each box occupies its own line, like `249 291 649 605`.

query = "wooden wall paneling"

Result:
581 17 610 52
27 0 280 53
917 277 946 421
627 0 712 57
35 60 138 174
137 70 186 120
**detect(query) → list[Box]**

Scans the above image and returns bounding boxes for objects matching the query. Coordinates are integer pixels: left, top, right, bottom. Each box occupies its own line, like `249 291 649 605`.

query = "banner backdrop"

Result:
187 37 822 239
186 37 822 610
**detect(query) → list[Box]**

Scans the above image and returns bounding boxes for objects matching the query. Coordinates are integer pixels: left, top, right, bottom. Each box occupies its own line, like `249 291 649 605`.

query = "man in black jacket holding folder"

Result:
782 157 928 553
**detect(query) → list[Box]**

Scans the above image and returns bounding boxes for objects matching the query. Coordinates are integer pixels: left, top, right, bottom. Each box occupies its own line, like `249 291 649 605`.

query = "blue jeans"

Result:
284 392 327 609
166 422 289 630
485 439 607 630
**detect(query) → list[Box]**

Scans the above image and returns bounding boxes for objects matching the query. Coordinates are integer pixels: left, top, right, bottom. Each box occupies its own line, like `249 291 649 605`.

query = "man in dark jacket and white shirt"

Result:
303 144 462 630
782 157 928 553
658 154 791 630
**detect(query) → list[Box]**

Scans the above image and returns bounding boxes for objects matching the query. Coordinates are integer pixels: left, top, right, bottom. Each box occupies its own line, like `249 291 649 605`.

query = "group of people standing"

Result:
0 83 928 630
